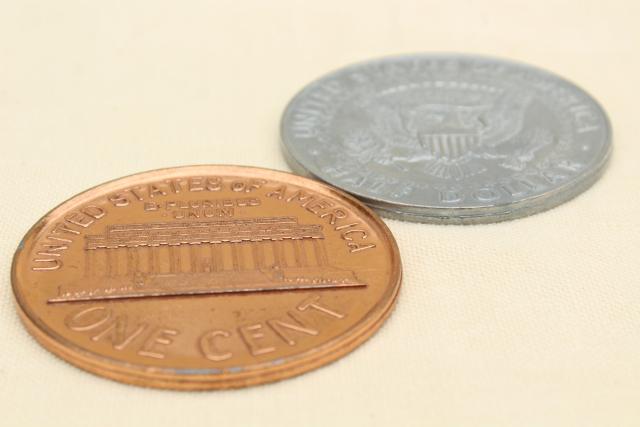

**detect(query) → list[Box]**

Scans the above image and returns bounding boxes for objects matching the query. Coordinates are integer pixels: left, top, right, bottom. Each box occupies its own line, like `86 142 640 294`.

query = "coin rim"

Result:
280 53 612 224
12 165 402 389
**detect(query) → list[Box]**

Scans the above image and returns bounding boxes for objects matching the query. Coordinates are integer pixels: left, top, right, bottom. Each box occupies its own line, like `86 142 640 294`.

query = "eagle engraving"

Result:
339 83 552 181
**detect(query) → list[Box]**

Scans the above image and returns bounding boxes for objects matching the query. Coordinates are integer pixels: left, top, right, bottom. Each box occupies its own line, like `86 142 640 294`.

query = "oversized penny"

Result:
12 166 401 389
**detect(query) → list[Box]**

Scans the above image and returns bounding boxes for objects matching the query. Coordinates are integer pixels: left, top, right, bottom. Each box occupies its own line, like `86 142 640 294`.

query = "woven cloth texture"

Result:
1 1 638 426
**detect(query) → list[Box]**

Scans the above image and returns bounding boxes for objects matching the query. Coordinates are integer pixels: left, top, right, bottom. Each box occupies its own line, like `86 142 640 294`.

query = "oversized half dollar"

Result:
281 54 612 223
12 165 401 389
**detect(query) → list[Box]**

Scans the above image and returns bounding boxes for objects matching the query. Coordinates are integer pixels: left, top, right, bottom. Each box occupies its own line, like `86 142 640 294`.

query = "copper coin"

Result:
12 165 401 390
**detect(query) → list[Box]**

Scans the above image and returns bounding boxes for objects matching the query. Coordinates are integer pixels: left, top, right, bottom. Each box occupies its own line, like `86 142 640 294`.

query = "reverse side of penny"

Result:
281 54 611 223
12 165 401 390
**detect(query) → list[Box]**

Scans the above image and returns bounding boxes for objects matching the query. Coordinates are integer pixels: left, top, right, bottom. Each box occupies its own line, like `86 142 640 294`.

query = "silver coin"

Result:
280 54 611 224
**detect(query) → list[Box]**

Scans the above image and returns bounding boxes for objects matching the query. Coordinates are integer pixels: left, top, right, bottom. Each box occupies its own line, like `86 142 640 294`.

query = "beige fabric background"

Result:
1 1 639 426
